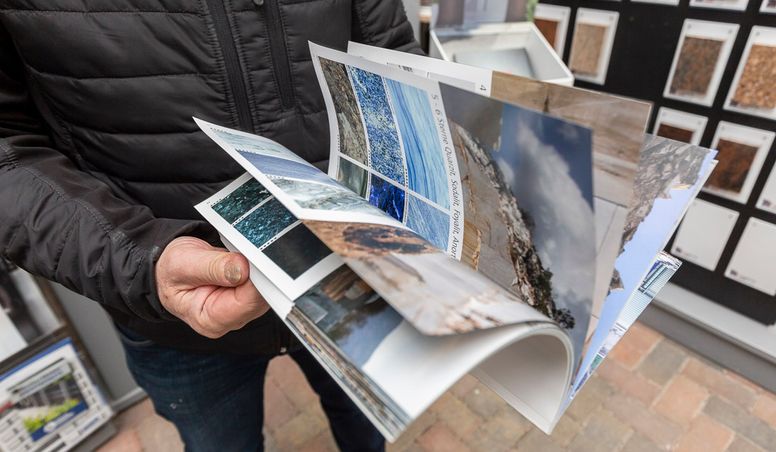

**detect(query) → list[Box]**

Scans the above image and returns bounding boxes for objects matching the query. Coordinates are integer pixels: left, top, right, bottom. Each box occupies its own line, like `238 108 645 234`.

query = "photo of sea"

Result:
347 67 406 185
295 266 403 367
338 158 369 198
212 178 271 224
272 177 389 219
385 79 449 209
238 150 339 188
234 197 297 249
369 175 406 222
406 196 450 252
214 128 308 164
263 224 332 279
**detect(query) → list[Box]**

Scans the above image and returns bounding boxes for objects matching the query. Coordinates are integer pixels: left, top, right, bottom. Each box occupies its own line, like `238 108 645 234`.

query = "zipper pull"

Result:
252 0 264 6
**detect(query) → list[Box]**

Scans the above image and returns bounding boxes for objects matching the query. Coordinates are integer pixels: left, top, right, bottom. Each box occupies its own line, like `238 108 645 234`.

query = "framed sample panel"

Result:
663 20 739 107
653 107 708 145
756 167 776 214
533 4 571 57
690 0 748 11
725 218 776 295
724 26 776 120
671 199 739 271
762 0 776 13
702 121 774 203
631 0 680 6
568 8 619 85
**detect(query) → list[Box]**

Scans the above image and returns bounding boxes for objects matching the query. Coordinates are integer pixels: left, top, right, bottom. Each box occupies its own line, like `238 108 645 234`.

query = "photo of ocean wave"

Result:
406 196 450 251
212 178 271 224
214 128 308 165
234 197 297 249
369 175 406 222
348 67 405 184
238 150 339 188
272 177 389 219
386 80 450 209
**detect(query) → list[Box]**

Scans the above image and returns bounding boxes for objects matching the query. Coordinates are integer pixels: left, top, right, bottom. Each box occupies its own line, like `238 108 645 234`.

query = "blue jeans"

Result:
117 325 384 452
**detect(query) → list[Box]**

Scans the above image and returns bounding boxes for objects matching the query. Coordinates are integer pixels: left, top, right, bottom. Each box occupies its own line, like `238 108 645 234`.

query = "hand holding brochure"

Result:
193 42 716 441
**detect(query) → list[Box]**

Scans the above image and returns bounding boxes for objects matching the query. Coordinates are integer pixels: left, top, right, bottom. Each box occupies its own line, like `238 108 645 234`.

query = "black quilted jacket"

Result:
0 0 420 354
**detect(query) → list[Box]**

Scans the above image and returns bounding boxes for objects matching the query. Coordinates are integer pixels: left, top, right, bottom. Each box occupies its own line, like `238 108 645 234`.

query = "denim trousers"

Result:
117 325 385 452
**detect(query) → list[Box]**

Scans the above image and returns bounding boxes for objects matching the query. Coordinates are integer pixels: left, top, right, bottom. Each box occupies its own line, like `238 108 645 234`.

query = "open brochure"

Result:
192 43 716 441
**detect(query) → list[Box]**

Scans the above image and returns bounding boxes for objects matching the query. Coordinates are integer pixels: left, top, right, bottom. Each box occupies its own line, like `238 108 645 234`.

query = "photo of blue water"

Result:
386 80 450 209
368 175 406 222
407 196 450 251
347 67 405 185
212 178 271 224
234 197 297 249
237 151 339 187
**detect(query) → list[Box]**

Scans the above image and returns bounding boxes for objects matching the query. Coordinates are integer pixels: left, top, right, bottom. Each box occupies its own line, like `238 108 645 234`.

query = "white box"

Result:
430 22 574 86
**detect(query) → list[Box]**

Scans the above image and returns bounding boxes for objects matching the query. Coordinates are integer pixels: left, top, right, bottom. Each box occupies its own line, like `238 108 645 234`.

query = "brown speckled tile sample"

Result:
657 123 695 143
534 18 559 48
731 44 776 110
570 23 607 76
669 37 723 97
706 138 758 193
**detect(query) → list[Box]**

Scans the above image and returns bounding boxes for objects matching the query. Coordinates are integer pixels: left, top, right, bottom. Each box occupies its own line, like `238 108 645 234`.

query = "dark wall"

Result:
540 0 776 324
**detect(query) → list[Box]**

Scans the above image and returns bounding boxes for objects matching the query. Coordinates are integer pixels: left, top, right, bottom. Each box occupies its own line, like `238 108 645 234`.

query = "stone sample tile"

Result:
570 23 607 76
731 44 776 109
670 37 723 97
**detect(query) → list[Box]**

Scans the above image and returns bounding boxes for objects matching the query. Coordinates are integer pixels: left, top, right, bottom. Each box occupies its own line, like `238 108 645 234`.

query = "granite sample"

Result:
534 18 559 48
731 44 776 110
657 123 695 143
669 37 723 97
706 138 758 194
570 23 607 76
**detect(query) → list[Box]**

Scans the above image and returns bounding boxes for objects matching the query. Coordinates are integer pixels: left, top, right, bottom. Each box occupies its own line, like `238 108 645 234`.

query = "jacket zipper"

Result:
254 0 296 110
205 0 255 132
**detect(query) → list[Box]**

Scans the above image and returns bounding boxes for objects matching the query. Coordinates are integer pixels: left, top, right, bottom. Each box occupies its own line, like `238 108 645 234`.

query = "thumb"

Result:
183 248 250 288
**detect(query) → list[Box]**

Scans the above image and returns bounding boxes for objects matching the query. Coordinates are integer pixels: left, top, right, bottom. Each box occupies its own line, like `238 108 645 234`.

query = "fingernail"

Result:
225 263 242 284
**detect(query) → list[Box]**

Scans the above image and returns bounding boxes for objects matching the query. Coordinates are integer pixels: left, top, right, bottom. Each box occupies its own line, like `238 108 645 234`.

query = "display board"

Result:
534 0 776 325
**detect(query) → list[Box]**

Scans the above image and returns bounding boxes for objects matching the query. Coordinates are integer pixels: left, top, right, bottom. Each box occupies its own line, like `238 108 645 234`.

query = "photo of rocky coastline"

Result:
212 178 271 224
319 58 369 165
234 197 296 250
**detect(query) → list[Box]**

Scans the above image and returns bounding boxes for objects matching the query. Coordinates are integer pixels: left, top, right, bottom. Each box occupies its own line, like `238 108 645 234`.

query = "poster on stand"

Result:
725 218 776 295
724 26 776 121
702 121 774 204
533 4 571 57
671 199 739 271
568 8 619 85
690 0 748 11
652 107 708 145
664 20 739 107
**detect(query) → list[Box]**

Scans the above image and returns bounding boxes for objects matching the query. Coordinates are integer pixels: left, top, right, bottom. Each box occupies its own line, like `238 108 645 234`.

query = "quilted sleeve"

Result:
352 0 424 55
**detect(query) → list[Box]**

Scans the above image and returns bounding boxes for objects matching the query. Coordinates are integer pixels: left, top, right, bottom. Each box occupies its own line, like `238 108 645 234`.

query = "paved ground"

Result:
98 322 776 451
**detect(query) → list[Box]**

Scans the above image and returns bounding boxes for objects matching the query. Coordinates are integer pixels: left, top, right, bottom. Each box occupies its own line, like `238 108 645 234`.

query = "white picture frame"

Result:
568 8 619 85
755 166 776 214
631 0 680 6
762 0 776 13
725 218 776 296
703 121 774 203
672 199 739 271
663 20 739 107
652 107 708 145
690 0 748 11
723 26 776 120
533 4 571 57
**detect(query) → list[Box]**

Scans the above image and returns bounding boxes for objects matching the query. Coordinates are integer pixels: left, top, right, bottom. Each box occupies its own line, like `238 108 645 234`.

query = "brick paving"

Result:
97 322 776 451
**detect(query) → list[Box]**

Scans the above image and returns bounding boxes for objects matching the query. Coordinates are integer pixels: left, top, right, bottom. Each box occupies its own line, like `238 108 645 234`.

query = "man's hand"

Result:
156 237 269 338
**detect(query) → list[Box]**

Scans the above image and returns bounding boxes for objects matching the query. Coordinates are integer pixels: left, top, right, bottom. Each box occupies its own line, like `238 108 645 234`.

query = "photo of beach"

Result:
406 196 450 252
369 175 406 222
338 158 369 198
212 178 271 223
347 67 406 185
295 265 403 367
263 224 332 279
385 79 450 209
234 197 296 250
319 58 369 164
